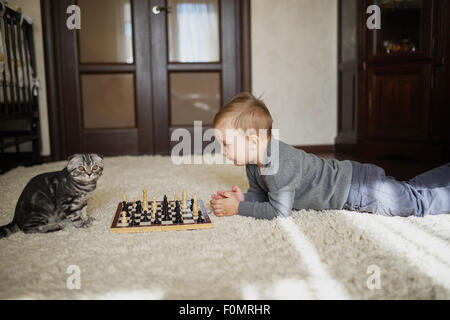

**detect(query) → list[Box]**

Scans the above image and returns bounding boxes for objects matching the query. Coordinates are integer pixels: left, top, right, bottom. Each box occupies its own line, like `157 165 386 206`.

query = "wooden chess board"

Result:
110 199 213 233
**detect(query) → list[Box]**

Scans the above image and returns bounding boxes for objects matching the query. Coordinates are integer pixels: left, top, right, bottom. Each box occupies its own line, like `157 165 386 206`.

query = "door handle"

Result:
152 6 172 14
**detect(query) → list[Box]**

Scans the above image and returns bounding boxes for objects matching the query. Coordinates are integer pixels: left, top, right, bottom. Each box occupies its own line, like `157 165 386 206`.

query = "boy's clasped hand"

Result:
210 185 244 217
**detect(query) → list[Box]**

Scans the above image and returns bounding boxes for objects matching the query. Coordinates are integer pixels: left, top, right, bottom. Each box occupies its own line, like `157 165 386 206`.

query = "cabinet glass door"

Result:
370 0 431 60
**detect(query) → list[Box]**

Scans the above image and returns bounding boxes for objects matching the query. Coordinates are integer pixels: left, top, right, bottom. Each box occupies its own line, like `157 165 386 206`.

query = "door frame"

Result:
41 0 251 160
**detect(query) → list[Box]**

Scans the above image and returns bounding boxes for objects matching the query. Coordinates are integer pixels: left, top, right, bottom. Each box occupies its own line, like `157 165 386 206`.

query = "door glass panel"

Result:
81 74 136 129
168 0 220 63
341 0 357 61
170 72 221 126
78 0 134 63
375 0 424 55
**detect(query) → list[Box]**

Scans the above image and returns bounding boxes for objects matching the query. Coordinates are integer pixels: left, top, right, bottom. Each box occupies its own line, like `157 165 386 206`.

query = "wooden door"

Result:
43 0 250 159
150 0 249 155
45 0 153 157
367 63 431 141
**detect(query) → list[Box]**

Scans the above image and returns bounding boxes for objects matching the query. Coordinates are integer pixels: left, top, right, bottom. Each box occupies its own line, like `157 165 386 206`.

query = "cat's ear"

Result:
92 153 104 160
67 154 82 162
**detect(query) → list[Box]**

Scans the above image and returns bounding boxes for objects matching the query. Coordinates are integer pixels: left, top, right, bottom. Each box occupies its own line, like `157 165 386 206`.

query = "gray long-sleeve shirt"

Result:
238 138 353 219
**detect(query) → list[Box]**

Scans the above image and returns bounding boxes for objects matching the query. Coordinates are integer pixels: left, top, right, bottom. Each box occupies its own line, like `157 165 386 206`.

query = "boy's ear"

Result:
248 134 259 149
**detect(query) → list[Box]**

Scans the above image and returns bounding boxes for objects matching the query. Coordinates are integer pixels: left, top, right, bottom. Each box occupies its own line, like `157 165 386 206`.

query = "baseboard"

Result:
294 145 335 154
41 155 52 163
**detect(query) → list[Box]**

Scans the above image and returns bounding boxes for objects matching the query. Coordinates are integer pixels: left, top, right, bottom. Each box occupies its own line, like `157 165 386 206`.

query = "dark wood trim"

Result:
150 0 170 155
294 145 336 154
78 64 136 73
40 155 52 163
41 0 62 161
240 0 252 92
133 0 154 154
167 63 222 71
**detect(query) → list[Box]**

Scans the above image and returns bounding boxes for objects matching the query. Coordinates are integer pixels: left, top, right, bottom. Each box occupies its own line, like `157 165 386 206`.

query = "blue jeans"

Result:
344 161 450 217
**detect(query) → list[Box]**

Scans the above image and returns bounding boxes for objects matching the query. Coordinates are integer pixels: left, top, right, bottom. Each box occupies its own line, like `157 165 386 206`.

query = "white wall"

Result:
251 0 337 146
8 0 50 156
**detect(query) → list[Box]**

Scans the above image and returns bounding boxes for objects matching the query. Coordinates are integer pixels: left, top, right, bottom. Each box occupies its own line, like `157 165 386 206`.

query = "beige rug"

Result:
0 155 449 299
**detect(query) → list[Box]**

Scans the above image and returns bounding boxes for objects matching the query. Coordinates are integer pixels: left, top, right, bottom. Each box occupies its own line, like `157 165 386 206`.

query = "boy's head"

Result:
213 92 273 166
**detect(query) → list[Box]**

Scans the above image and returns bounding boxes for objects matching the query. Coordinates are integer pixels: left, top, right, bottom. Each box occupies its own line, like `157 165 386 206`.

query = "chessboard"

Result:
110 191 213 233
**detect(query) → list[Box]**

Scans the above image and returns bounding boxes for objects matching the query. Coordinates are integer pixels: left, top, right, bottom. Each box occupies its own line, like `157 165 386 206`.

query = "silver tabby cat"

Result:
0 154 103 238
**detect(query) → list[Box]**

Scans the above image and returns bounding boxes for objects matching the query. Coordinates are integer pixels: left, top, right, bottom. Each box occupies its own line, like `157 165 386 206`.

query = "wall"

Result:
8 0 50 156
251 0 338 146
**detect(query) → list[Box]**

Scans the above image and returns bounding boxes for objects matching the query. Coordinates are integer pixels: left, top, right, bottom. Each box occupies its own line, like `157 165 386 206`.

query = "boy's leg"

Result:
408 163 450 190
345 161 450 217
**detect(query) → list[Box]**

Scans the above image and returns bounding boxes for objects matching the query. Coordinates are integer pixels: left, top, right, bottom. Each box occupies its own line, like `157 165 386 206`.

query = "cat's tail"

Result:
0 222 20 239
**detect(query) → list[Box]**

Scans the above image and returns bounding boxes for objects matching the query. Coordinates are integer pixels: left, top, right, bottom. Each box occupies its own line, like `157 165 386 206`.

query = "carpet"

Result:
0 155 449 299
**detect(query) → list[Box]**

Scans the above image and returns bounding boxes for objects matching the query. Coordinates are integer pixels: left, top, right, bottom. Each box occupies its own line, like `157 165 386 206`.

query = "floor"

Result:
0 155 449 299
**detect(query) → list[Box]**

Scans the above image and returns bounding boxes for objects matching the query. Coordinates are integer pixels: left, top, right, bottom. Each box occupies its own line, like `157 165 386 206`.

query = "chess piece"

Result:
174 203 183 223
142 210 150 222
124 203 131 217
197 211 205 224
121 211 127 224
136 200 142 214
122 194 128 213
163 205 171 221
190 198 194 212
182 190 187 210
129 213 137 227
193 194 199 218
152 196 157 220
143 189 148 211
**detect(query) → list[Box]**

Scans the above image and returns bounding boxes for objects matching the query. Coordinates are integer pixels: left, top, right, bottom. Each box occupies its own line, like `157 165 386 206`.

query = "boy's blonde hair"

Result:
213 92 273 137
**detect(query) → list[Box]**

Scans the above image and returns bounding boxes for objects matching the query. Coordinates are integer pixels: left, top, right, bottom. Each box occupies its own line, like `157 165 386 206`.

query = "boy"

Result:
210 92 450 219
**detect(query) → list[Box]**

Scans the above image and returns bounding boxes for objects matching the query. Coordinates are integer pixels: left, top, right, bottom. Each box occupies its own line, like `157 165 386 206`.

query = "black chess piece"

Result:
129 213 137 226
197 211 205 224
141 210 150 222
136 200 142 214
154 212 161 225
164 206 171 221
174 206 183 224
190 198 194 211
124 204 131 217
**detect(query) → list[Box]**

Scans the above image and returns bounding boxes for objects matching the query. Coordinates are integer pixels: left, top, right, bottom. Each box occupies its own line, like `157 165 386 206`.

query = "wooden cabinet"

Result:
336 0 450 161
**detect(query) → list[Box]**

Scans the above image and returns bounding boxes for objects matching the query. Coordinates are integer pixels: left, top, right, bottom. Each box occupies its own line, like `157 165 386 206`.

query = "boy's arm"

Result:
244 165 268 202
238 185 295 220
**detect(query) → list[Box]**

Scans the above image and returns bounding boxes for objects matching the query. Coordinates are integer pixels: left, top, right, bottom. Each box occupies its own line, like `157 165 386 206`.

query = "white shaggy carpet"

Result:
0 155 450 300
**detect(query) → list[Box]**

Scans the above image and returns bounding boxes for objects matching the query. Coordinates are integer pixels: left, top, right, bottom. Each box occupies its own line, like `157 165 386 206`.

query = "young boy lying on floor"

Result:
210 92 450 219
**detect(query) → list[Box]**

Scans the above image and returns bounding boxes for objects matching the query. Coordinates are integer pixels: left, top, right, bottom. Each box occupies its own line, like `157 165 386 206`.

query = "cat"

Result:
0 153 104 238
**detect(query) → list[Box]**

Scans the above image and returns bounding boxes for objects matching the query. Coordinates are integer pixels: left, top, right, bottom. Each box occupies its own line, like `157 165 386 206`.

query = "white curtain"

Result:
168 0 220 63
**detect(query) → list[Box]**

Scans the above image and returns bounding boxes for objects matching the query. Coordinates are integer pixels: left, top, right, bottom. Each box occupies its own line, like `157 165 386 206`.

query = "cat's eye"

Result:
78 166 85 171
92 165 98 171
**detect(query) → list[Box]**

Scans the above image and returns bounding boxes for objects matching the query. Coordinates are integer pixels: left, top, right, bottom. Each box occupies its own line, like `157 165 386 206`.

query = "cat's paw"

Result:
81 216 95 228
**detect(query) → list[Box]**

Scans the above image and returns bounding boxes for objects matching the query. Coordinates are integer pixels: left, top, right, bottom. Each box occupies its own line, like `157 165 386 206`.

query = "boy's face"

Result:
214 121 259 166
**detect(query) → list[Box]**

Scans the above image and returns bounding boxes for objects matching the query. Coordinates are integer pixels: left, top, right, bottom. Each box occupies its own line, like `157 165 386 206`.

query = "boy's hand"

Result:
210 188 242 217
211 185 244 202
